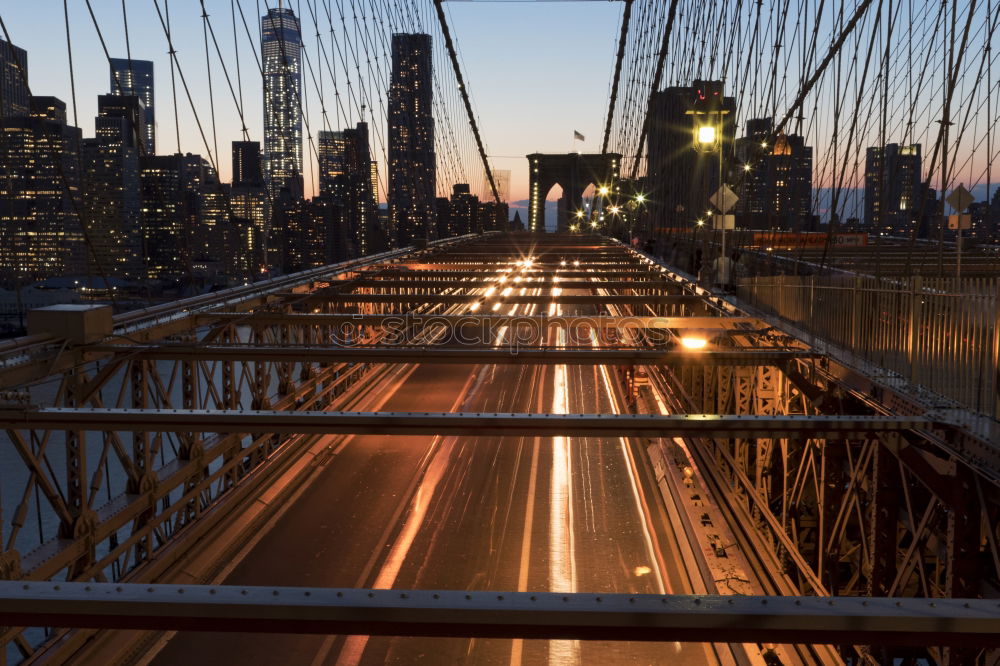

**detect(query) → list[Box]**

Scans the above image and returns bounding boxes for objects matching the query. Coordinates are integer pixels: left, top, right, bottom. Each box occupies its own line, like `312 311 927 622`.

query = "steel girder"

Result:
359 269 662 279
0 409 932 438
312 293 703 305
195 313 758 330
327 279 684 290
90 345 818 366
1 582 998 647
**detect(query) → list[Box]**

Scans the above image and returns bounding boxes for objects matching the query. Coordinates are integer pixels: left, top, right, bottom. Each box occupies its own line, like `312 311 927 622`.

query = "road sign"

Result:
709 184 739 213
712 214 735 230
947 214 971 230
946 184 974 212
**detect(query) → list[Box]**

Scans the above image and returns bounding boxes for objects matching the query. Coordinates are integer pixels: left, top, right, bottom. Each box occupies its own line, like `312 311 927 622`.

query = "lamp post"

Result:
688 82 729 281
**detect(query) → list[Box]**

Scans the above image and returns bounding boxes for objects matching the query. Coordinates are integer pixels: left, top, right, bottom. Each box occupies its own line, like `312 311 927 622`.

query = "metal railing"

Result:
739 274 1000 420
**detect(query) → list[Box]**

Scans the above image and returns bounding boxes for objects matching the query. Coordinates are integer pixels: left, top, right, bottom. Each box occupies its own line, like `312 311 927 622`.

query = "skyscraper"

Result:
109 58 154 154
0 39 29 119
451 184 478 236
343 122 380 256
97 94 146 152
261 6 303 199
389 33 436 247
864 144 925 236
734 118 813 230
0 97 85 284
232 141 263 188
80 95 144 278
317 131 345 198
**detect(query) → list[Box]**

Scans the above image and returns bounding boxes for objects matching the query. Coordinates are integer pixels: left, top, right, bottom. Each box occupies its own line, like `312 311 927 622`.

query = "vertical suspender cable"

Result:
431 0 500 205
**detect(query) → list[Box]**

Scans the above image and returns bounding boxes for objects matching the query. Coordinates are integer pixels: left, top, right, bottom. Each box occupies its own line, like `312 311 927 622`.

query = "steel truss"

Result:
661 356 998 664
0 233 996 666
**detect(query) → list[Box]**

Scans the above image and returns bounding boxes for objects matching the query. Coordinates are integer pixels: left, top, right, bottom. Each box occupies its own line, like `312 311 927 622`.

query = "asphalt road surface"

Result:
150 267 731 665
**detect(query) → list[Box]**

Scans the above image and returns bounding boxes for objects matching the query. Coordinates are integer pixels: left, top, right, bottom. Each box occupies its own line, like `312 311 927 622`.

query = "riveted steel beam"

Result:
195 314 756 330
92 345 817 366
315 294 701 305
0 582 997 647
0 409 932 439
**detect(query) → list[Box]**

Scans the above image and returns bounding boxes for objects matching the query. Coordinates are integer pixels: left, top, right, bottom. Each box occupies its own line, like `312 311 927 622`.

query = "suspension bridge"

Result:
0 1 998 665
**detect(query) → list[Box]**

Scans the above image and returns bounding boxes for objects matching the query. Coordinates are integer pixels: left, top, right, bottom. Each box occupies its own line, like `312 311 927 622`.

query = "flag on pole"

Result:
573 130 585 141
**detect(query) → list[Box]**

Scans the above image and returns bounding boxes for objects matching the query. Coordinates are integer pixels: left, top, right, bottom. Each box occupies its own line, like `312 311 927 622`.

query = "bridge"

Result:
0 1 998 665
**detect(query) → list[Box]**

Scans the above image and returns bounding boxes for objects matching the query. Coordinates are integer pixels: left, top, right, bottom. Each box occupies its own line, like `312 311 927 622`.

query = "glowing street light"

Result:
680 336 708 350
634 193 646 204
609 205 621 215
696 125 717 145
598 186 610 196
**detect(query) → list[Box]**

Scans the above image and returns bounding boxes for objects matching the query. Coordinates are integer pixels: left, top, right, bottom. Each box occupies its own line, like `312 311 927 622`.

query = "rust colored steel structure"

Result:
0 232 997 666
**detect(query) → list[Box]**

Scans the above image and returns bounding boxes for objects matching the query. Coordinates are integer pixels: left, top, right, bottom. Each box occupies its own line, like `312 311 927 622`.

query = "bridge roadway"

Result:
148 244 736 665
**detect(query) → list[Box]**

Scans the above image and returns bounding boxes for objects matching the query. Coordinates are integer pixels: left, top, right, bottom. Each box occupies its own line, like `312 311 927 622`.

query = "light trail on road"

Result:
146 238 743 666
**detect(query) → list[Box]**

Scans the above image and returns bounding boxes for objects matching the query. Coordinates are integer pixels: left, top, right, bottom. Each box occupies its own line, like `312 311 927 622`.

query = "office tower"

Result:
80 95 144 278
0 39 29 119
109 58 154 154
645 81 735 233
478 201 510 232
310 196 350 264
196 164 232 267
435 196 451 239
261 6 303 199
370 161 380 205
97 94 146 152
389 33 436 246
448 184 478 237
139 155 184 279
734 118 813 230
317 131 345 198
138 153 214 280
232 141 263 188
343 122 381 255
0 97 84 284
864 144 925 236
231 185 268 271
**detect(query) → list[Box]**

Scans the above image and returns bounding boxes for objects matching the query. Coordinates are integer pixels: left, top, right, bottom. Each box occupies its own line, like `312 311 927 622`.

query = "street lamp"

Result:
686 81 730 274
696 124 717 147
598 186 610 197
679 336 708 350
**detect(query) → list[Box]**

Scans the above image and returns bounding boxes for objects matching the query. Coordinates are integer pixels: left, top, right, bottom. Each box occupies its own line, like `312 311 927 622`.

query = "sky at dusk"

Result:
1 1 621 205
2 1 996 220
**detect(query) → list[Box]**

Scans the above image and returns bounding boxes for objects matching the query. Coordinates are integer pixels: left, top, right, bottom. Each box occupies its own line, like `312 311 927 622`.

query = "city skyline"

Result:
0 2 618 205
5 2 995 219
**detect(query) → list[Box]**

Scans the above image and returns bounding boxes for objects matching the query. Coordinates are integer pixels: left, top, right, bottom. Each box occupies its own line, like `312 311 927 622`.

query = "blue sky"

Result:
1 0 621 203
